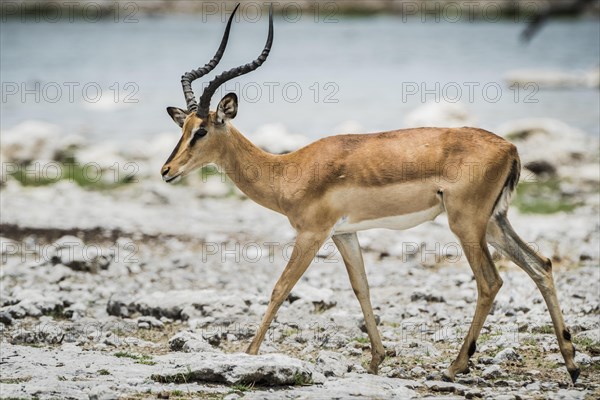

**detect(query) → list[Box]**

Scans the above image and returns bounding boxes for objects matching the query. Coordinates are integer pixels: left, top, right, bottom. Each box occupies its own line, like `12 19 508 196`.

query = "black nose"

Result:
162 166 170 176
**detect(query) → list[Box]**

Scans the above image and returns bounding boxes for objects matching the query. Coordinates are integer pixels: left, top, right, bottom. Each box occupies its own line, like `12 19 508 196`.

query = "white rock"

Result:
52 235 85 249
575 328 599 343
496 118 595 167
289 285 337 312
0 237 18 256
83 95 133 112
74 142 127 171
574 352 592 365
494 347 521 363
3 289 64 319
1 121 62 162
547 389 590 400
50 236 111 272
482 364 503 379
126 133 177 161
155 352 315 385
424 380 469 394
316 350 348 377
505 68 600 89
244 374 420 399
334 120 364 134
249 123 310 154
88 384 118 400
108 290 247 321
137 316 164 329
168 331 218 353
196 176 231 198
404 101 475 128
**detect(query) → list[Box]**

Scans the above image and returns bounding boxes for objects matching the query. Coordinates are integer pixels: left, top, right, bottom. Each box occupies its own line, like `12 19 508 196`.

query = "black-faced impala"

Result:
161 4 580 383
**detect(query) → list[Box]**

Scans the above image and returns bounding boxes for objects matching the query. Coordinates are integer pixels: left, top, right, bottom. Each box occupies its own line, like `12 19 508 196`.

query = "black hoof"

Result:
441 372 453 382
569 367 580 384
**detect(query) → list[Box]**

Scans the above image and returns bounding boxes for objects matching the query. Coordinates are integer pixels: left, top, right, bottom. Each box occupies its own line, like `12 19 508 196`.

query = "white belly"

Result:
333 204 444 234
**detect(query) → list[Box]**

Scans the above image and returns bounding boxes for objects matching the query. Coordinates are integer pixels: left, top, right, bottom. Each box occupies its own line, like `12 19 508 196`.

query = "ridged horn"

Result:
181 3 240 112
196 4 274 118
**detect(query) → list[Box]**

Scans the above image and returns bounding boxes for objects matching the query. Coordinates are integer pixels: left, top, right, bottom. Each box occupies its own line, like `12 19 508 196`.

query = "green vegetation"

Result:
479 333 493 343
114 351 156 365
513 179 581 214
8 158 135 189
120 390 224 400
0 376 32 384
97 369 111 376
153 369 312 389
293 373 313 386
573 336 600 356
353 336 369 344
19 343 43 348
199 165 223 181
532 325 555 335
231 382 255 392
48 306 67 320
281 328 301 339
0 398 36 400
151 365 193 384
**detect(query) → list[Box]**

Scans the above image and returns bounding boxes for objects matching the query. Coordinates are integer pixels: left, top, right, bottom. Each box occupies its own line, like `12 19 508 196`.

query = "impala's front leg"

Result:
247 230 329 355
332 233 385 374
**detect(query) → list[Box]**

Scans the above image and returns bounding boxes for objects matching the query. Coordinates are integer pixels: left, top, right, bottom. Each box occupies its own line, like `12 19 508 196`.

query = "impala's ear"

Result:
166 107 189 128
216 93 238 124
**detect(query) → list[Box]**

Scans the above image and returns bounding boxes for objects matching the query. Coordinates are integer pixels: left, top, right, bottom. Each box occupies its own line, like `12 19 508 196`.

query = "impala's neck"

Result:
216 125 284 214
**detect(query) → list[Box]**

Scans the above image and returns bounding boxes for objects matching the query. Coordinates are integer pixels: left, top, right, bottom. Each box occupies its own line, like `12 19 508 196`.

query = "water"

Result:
1 15 599 141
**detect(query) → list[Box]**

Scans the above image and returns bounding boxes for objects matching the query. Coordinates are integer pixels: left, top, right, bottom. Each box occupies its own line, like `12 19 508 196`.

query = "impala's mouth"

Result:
164 174 182 184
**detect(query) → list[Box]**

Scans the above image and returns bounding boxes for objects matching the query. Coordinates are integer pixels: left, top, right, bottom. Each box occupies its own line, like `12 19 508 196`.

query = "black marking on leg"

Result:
569 367 580 384
468 341 476 357
563 329 572 341
544 258 553 272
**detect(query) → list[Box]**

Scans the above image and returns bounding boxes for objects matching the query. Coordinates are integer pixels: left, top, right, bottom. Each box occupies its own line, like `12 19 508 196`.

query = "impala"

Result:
161 5 580 383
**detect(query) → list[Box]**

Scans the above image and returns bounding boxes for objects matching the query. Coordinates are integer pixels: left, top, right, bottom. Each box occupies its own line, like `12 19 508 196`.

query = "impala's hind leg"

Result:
443 209 503 382
487 214 580 383
332 232 385 374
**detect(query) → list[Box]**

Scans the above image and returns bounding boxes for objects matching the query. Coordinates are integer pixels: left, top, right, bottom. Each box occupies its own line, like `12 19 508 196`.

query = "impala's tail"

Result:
493 156 521 217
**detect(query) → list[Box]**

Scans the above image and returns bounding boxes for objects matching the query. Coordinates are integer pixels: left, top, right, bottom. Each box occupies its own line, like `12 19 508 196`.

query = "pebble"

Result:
424 380 469 395
316 350 348 377
494 347 522 363
482 364 503 379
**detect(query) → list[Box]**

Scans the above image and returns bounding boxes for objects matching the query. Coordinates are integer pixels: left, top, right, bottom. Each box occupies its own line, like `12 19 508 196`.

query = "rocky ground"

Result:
1 114 599 399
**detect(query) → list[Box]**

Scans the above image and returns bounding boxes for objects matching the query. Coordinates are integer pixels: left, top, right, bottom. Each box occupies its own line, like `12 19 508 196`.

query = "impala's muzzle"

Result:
161 164 183 184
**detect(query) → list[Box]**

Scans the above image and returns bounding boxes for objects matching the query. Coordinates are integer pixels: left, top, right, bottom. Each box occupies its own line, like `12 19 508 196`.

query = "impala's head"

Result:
162 93 239 183
161 3 274 183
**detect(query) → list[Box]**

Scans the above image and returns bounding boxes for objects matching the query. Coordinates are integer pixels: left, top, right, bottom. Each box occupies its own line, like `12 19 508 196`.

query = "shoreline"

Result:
3 0 600 19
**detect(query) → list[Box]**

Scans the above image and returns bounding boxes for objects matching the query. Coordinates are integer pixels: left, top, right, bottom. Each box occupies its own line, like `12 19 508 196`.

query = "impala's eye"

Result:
195 127 207 138
190 127 207 146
